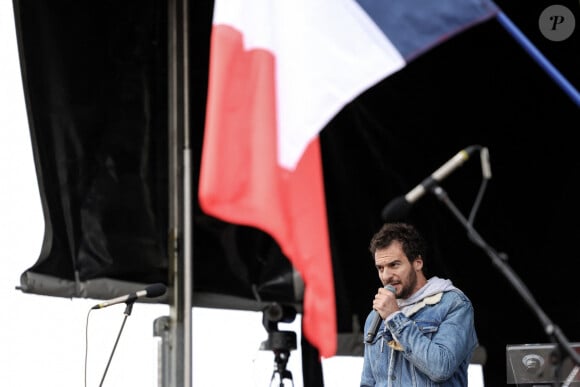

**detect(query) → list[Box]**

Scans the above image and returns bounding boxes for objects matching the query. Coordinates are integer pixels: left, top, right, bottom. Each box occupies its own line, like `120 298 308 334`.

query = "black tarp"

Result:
13 0 579 386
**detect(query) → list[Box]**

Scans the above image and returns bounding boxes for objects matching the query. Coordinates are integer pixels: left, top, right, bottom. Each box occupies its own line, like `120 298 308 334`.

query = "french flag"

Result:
199 0 497 358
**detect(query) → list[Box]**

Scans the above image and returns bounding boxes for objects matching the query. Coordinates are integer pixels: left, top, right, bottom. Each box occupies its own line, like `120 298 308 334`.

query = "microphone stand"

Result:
99 301 135 387
430 184 580 384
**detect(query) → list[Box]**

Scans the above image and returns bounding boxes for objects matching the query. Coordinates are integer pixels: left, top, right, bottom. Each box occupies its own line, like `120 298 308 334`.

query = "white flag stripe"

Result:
213 0 405 170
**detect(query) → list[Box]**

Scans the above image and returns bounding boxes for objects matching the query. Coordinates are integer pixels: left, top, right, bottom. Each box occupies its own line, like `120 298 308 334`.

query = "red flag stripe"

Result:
200 24 337 357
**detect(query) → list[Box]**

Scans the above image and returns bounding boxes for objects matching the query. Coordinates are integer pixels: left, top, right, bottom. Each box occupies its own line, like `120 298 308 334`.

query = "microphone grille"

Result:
145 283 167 298
381 196 411 221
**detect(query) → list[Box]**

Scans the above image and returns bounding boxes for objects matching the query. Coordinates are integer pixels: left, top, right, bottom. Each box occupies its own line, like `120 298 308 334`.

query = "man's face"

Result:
374 240 423 299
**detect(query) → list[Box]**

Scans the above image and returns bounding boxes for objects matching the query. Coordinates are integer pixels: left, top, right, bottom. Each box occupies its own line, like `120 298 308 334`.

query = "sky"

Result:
0 2 485 386
0 3 365 387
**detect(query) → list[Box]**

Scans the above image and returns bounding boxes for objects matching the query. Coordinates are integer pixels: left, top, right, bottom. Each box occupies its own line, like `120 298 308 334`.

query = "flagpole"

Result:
496 11 580 107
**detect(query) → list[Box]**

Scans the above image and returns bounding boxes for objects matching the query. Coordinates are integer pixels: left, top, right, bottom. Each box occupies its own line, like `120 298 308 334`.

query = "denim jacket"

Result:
360 279 477 387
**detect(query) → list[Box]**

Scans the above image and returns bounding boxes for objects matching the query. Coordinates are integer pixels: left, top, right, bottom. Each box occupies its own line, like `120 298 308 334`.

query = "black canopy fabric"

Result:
13 0 579 386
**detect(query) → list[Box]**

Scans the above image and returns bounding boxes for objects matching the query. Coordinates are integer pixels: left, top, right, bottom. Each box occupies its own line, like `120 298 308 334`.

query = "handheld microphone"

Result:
91 283 167 310
365 285 396 343
381 145 481 221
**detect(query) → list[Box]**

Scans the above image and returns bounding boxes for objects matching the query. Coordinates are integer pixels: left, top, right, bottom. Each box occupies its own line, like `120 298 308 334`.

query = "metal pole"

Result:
163 0 192 386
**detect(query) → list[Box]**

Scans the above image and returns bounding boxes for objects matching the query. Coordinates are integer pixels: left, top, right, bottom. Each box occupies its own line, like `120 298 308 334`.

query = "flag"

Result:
199 0 497 358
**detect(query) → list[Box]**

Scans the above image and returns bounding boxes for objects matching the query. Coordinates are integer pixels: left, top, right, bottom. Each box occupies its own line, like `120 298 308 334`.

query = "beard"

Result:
399 268 418 299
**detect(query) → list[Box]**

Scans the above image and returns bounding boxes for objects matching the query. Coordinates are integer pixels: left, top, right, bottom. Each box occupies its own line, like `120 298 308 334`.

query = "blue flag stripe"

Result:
356 0 498 61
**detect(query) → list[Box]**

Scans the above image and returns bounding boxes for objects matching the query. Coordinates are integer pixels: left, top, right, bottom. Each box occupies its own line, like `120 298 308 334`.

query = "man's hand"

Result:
372 285 399 320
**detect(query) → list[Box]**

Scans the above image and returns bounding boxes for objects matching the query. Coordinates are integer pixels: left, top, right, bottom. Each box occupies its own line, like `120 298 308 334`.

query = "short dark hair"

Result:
369 222 427 263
